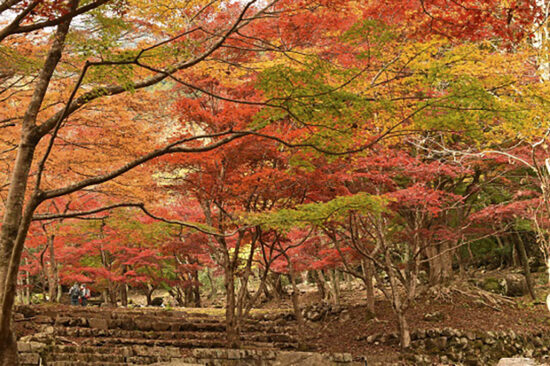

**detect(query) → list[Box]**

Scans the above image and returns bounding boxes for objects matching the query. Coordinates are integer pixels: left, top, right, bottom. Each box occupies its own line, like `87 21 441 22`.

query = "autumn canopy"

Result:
1 0 550 364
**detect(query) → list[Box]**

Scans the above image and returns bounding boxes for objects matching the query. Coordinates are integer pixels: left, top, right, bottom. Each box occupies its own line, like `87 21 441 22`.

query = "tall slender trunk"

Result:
396 308 411 348
425 245 442 285
286 260 305 350
145 285 154 306
206 267 217 300
47 235 59 302
0 8 75 363
120 284 128 307
193 270 201 307
515 231 536 300
385 252 410 349
0 145 40 366
120 265 128 307
328 269 341 306
312 270 326 300
362 260 375 314
224 266 240 347
25 266 31 305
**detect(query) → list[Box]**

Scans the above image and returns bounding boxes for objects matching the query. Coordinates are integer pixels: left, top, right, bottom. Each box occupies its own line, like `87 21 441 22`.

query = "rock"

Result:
456 337 469 348
504 275 529 297
88 317 109 330
434 336 448 349
339 310 350 322
135 318 153 331
497 358 536 366
481 278 506 295
366 335 377 343
151 297 164 306
423 311 444 322
16 305 37 318
415 329 427 339
274 351 339 366
19 353 40 364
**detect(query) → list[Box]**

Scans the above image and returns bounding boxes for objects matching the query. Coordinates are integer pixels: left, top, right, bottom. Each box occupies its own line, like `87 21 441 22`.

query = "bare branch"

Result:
32 202 143 221
41 130 249 200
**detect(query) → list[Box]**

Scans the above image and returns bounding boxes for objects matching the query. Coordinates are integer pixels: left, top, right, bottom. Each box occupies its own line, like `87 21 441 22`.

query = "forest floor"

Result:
14 269 550 365
307 287 550 364
254 268 550 364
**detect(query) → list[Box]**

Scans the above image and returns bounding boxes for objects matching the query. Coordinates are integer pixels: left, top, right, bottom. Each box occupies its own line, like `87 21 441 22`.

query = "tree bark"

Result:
515 231 536 300
145 285 154 306
362 260 376 314
206 267 217 300
193 269 201 307
224 266 240 347
328 269 341 306
120 284 128 307
286 259 306 350
396 308 411 349
312 270 326 300
47 235 59 302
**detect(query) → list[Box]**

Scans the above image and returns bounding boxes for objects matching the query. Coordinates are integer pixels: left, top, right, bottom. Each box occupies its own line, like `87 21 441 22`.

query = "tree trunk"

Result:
184 282 192 307
0 11 74 364
362 260 375 314
206 267 217 300
328 269 341 306
120 284 128 307
224 266 240 347
0 146 40 366
145 285 154 306
193 270 201 307
109 284 118 306
312 270 326 300
439 241 453 282
425 245 443 285
515 231 536 300
287 262 306 350
271 273 285 299
25 268 31 305
396 309 411 349
47 235 59 303
0 329 18 366
169 288 185 307
385 253 410 349
119 265 128 306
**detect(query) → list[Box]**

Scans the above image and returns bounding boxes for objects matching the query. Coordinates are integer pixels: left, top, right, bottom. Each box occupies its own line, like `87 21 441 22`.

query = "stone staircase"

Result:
14 305 310 366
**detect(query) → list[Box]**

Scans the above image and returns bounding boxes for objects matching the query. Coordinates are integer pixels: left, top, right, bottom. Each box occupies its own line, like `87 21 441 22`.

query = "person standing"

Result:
69 283 80 306
80 284 91 306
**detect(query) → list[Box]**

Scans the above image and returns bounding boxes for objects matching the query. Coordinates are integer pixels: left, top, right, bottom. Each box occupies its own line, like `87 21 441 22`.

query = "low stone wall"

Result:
18 341 46 366
159 349 361 366
18 343 359 366
366 327 550 365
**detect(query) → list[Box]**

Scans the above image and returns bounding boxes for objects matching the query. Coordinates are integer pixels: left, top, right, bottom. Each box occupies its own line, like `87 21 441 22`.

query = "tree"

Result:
1 0 545 363
0 1 327 363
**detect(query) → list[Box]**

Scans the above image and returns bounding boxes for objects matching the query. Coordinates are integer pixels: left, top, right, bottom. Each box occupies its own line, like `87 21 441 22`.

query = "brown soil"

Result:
303 285 550 364
14 273 550 365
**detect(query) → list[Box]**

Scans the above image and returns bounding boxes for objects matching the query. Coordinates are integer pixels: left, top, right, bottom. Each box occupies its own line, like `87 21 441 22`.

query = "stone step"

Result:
45 352 127 363
55 319 227 332
47 362 127 366
72 336 299 351
54 326 296 343
51 345 182 357
46 346 184 364
51 310 220 322
54 317 296 335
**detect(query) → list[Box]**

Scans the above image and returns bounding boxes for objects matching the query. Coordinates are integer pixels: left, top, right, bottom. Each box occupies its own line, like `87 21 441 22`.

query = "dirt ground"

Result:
15 271 550 365
258 272 550 364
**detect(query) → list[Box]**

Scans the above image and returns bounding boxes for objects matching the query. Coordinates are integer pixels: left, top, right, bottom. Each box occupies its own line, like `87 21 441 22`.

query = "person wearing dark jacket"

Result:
69 283 80 306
